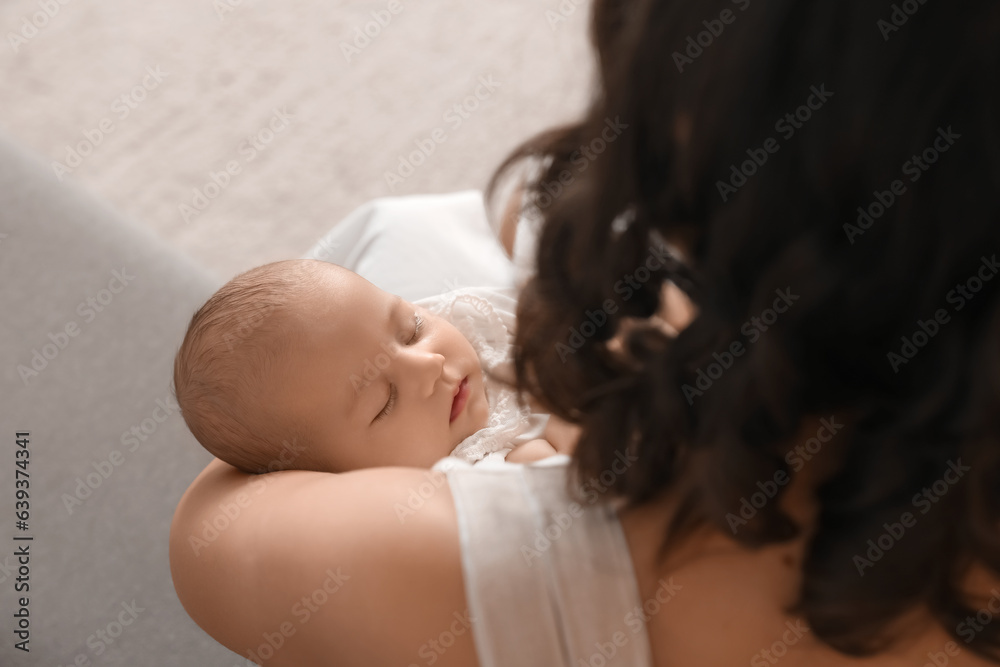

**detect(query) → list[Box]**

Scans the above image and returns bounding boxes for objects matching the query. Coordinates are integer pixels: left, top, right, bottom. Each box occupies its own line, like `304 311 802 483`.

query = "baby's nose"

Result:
401 348 445 395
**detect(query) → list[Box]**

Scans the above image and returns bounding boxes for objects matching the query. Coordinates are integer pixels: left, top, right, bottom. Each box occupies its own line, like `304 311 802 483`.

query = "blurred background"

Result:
0 0 594 280
0 3 593 663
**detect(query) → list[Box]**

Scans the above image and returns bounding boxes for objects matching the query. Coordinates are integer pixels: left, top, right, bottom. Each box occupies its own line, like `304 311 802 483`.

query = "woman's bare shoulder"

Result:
169 458 479 667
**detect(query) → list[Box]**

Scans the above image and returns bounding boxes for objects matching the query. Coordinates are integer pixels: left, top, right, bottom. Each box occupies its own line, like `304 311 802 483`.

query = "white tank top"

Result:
444 456 655 666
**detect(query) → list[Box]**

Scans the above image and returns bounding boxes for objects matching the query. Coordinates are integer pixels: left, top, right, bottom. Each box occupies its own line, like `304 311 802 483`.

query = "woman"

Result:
169 0 1000 664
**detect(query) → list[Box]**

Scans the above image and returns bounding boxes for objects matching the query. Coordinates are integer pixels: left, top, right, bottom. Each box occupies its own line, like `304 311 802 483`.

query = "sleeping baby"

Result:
173 258 568 475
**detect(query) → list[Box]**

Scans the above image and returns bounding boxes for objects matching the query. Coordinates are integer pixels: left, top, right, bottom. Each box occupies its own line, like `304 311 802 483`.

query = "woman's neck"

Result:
620 414 853 574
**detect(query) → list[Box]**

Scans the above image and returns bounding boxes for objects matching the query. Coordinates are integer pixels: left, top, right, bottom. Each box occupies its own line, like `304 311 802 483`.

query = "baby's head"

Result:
174 259 489 474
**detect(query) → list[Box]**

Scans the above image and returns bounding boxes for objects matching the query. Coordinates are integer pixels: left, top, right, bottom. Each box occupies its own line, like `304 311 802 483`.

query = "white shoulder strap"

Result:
446 462 654 667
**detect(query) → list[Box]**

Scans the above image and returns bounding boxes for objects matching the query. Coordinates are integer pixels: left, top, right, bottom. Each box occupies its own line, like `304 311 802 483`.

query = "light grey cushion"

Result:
0 132 239 665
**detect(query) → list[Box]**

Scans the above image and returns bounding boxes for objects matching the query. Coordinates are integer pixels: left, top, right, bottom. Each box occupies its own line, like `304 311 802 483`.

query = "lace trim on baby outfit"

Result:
424 291 545 465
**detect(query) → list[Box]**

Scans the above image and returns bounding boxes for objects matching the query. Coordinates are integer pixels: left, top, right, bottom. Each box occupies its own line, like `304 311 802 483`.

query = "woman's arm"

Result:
169 458 480 667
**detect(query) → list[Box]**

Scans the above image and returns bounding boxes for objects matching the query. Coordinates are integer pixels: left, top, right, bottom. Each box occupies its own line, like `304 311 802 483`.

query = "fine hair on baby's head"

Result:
174 260 325 475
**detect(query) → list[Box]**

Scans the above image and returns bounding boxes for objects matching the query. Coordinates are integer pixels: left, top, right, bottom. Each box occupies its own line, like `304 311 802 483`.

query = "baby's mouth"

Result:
450 376 470 423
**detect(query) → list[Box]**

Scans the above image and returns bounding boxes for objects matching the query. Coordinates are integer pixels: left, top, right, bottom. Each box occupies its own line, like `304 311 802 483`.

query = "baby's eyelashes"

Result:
373 383 397 424
409 312 424 343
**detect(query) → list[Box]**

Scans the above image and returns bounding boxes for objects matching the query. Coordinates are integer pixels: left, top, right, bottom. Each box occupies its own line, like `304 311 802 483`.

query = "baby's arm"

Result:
504 438 559 463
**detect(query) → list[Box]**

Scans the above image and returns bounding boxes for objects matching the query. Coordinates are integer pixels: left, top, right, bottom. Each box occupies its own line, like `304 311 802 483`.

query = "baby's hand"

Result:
543 415 581 456
504 439 559 463
525 399 582 457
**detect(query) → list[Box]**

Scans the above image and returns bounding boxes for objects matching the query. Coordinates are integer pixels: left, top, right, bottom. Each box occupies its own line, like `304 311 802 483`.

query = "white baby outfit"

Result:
415 286 549 471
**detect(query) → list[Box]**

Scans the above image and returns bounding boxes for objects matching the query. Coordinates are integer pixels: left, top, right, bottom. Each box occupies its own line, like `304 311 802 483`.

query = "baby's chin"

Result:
448 395 487 448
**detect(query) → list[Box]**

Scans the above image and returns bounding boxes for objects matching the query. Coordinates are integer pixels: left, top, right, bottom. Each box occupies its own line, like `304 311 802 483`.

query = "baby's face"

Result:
273 263 490 471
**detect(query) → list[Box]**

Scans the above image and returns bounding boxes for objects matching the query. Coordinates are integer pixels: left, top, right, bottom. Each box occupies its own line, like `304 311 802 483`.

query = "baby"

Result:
173 258 567 475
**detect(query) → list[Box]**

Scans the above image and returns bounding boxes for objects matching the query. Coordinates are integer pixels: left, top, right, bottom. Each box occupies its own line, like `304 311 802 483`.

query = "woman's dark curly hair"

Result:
487 0 1000 660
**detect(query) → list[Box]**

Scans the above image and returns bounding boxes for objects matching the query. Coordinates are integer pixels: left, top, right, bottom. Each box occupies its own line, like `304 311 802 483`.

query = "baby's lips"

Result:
450 376 470 423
